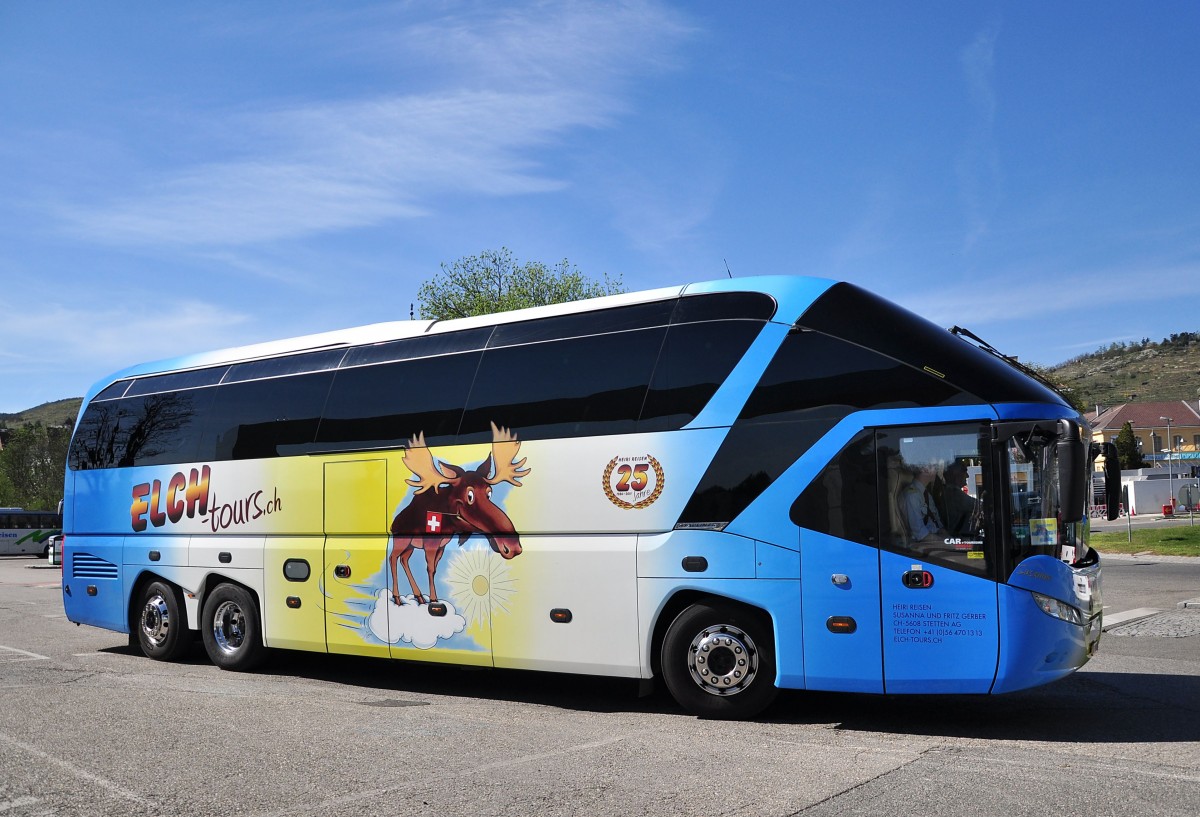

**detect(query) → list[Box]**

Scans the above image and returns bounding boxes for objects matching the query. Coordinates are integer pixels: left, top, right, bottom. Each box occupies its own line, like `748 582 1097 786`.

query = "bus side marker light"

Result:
219 552 232 564
148 551 161 562
286 596 302 609
550 608 573 623
86 585 97 596
681 556 708 573
334 565 351 579
428 602 447 617
826 616 857 634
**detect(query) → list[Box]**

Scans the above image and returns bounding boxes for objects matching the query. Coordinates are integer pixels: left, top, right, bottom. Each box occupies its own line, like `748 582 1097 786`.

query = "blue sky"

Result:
2 2 1197 413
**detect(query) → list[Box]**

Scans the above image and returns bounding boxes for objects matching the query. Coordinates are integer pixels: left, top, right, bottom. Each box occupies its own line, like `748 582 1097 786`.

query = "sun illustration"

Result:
445 545 517 627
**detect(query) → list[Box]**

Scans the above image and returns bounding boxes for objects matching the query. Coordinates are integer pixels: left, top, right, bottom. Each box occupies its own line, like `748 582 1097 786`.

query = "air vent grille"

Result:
72 553 119 580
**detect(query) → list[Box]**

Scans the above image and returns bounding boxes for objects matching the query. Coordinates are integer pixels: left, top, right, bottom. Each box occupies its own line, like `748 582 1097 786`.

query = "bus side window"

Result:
199 371 334 461
638 320 765 432
791 430 879 545
874 424 992 578
460 326 665 442
317 351 480 451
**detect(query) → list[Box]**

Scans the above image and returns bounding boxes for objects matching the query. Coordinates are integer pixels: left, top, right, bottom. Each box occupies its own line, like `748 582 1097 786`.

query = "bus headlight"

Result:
1031 592 1083 625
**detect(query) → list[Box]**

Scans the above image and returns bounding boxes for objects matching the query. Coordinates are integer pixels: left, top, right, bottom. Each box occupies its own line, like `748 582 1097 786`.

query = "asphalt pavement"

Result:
1 554 1197 817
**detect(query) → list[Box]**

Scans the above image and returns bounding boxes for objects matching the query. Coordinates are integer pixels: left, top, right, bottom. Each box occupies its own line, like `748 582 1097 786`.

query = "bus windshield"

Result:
1004 429 1090 569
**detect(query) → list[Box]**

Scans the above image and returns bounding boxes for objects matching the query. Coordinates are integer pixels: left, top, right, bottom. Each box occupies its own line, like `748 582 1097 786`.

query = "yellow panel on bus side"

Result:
262 536 327 652
324 460 392 658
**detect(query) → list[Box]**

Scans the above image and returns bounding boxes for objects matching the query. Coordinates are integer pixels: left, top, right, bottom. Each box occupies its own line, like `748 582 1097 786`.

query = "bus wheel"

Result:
136 581 189 662
201 584 265 671
661 601 777 719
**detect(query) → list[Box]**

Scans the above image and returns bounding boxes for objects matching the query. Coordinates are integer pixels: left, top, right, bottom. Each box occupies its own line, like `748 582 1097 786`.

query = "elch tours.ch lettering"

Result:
130 465 281 533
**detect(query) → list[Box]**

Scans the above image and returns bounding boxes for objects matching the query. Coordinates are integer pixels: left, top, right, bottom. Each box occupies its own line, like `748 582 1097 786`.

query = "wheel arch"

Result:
127 570 188 635
196 572 263 622
648 589 775 679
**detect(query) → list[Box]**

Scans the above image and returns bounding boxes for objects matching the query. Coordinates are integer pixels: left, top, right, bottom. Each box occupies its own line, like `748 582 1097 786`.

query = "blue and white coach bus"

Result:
61 276 1120 718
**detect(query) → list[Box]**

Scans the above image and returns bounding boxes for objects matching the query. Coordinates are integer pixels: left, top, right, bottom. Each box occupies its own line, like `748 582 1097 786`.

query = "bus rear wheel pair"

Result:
661 601 778 719
134 581 265 671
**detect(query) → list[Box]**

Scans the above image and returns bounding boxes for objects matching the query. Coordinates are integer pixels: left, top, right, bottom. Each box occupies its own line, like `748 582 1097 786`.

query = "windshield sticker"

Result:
1030 518 1057 546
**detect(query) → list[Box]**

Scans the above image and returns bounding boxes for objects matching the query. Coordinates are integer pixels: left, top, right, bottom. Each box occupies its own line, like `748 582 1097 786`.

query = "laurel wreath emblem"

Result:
602 455 665 510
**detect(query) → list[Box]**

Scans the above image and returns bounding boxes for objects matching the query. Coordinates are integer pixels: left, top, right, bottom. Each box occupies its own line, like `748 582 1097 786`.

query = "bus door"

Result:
323 460 393 658
791 429 884 692
799 530 883 693
876 425 1000 694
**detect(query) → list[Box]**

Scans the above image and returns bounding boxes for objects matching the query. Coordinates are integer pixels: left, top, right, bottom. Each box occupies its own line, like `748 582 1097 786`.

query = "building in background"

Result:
1089 400 1200 513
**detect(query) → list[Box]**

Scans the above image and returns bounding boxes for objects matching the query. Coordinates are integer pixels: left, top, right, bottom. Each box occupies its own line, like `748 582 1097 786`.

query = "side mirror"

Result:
1103 442 1121 521
1056 420 1086 524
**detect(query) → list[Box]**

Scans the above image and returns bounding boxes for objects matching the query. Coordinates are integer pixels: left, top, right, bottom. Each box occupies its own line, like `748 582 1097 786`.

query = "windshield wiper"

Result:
949 325 1072 403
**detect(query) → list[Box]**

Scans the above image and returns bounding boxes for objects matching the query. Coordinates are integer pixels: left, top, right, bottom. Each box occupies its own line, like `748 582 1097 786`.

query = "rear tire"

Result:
136 581 190 661
661 600 777 719
201 584 265 671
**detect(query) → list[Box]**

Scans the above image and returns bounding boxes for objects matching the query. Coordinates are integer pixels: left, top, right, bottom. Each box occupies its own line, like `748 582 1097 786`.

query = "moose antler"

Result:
403 432 456 494
487 422 531 487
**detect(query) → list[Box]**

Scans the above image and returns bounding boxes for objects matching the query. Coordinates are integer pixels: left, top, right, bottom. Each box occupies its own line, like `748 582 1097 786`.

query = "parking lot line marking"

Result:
0 731 157 810
0 645 49 661
1103 607 1162 630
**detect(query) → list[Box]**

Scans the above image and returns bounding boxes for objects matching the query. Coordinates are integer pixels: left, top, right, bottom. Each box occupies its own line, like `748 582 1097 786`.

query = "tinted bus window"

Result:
224 349 347 383
343 328 493 367
488 301 675 348
791 430 879 545
316 352 481 451
670 292 776 323
70 390 213 469
678 331 979 528
639 320 764 432
740 331 979 422
799 282 1066 407
198 371 334 460
70 401 121 470
125 367 227 397
461 327 666 442
92 381 131 401
117 390 215 467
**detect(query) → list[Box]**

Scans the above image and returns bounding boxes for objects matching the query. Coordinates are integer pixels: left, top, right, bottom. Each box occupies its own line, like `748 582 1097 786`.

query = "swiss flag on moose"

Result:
425 511 444 533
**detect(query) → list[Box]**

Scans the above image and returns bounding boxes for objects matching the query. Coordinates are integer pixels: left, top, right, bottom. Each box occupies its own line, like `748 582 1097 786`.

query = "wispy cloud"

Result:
0 300 250 380
53 2 694 249
0 298 253 409
956 18 1003 252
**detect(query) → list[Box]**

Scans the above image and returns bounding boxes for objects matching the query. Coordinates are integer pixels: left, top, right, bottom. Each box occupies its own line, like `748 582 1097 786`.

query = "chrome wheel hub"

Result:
140 594 170 647
686 624 759 696
211 600 247 655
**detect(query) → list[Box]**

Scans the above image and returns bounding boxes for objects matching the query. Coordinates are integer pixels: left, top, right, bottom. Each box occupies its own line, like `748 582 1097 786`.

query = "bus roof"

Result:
80 275 838 404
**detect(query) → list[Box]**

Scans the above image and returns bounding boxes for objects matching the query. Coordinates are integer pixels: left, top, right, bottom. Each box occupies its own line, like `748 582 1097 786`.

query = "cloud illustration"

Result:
367 588 466 650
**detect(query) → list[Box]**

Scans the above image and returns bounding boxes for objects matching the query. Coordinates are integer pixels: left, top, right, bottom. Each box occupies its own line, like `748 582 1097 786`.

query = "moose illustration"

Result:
388 422 531 605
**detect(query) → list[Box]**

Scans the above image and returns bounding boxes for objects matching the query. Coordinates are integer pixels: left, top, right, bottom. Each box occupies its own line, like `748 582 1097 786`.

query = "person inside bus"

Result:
901 464 946 543
939 461 979 535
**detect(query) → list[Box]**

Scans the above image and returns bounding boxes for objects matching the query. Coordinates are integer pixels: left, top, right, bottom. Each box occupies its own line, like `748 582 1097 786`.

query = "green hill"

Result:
0 398 82 429
1045 333 1200 412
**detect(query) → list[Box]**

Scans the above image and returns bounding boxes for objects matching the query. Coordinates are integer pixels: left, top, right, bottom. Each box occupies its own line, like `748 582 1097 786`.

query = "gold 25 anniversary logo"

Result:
602 455 665 509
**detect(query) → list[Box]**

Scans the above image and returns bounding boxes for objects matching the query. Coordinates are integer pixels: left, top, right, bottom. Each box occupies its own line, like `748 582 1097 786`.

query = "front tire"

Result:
661 601 777 719
136 581 190 661
201 584 265 671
